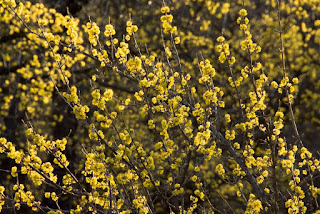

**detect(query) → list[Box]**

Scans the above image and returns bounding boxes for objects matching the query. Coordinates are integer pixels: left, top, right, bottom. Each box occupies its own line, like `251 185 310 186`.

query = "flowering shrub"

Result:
1 0 320 213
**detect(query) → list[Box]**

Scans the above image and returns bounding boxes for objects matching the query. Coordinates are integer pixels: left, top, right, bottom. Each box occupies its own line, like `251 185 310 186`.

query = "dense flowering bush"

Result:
1 0 320 213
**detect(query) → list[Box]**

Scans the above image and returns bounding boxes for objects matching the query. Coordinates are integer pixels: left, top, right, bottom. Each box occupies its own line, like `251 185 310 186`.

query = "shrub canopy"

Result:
1 0 320 213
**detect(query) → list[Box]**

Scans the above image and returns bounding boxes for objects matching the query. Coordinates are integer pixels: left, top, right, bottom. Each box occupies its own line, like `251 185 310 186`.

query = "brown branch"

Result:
209 125 265 203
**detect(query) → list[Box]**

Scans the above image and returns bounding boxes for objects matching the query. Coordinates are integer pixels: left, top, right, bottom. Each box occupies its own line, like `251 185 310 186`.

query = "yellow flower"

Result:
239 9 248 16
161 6 170 13
216 36 225 43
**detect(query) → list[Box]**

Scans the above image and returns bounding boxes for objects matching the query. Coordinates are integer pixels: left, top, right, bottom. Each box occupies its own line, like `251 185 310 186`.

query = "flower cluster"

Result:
160 6 177 34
